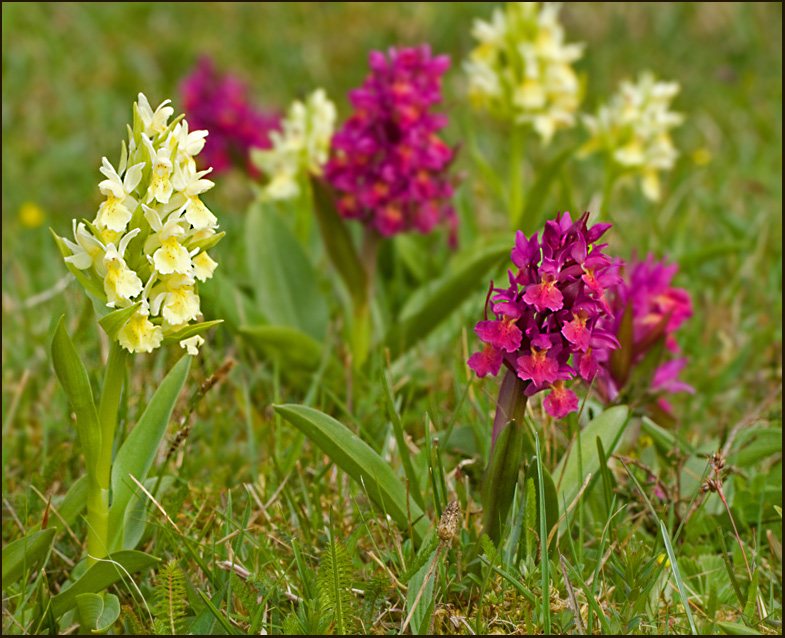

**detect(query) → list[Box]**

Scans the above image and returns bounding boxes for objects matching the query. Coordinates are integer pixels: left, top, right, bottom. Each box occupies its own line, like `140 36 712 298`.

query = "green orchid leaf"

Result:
121 476 176 552
108 355 190 551
246 202 328 340
27 475 88 537
97 302 142 341
161 320 224 346
716 621 763 635
2 528 57 589
200 271 264 332
385 238 510 359
185 230 225 253
239 324 343 388
75 592 120 634
311 177 368 305
51 316 102 481
394 234 429 284
554 405 629 533
50 551 160 617
517 145 576 234
274 404 430 545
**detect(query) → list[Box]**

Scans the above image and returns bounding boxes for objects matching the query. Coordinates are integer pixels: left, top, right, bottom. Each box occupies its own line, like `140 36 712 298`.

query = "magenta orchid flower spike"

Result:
325 45 459 243
468 211 622 421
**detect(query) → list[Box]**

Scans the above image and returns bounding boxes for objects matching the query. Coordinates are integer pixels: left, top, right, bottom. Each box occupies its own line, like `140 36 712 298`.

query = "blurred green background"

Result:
2 2 782 429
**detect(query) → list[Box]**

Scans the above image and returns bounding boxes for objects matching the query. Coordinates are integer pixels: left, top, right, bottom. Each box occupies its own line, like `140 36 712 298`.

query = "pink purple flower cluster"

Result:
468 212 622 418
596 255 694 409
325 45 458 242
180 57 280 176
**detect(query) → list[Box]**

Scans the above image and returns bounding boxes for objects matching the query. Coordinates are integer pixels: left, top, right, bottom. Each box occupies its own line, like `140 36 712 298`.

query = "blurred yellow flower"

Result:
251 88 337 200
692 148 711 166
581 72 684 201
464 2 584 143
19 201 45 228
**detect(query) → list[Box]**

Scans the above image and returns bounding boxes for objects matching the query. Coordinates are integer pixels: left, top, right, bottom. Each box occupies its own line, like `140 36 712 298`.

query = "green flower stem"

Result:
85 480 109 567
509 124 526 227
351 300 371 368
599 162 620 223
97 341 126 482
87 340 126 565
351 229 381 368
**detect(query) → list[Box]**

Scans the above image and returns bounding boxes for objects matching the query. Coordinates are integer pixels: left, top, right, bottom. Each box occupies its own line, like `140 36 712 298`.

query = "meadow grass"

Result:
2 3 782 634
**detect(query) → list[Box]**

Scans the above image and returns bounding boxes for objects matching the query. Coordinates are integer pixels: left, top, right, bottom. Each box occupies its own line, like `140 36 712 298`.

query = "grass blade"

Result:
660 520 698 635
274 404 430 545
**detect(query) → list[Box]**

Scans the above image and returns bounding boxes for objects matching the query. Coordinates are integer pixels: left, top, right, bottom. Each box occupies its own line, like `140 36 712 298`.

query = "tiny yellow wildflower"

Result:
19 201 45 228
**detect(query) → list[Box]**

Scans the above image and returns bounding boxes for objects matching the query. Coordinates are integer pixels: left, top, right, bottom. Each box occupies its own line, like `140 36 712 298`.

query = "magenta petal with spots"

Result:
516 349 560 386
523 277 564 312
562 313 591 351
475 319 523 353
544 382 579 418
468 344 504 378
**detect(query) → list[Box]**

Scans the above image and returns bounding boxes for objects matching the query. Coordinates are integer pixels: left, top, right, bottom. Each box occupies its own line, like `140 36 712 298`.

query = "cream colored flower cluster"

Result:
57 93 221 354
251 89 337 200
464 2 584 143
581 72 684 201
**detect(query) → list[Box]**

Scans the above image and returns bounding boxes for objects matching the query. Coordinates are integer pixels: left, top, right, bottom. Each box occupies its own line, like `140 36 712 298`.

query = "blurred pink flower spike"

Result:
180 56 281 176
597 255 694 416
325 45 460 245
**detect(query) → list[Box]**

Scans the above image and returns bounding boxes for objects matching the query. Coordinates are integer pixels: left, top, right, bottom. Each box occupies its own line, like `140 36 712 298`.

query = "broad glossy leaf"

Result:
274 404 430 545
51 551 160 617
51 316 102 481
2 528 56 588
385 238 510 359
246 202 328 340
554 405 629 523
108 355 190 551
311 177 367 304
75 592 120 634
